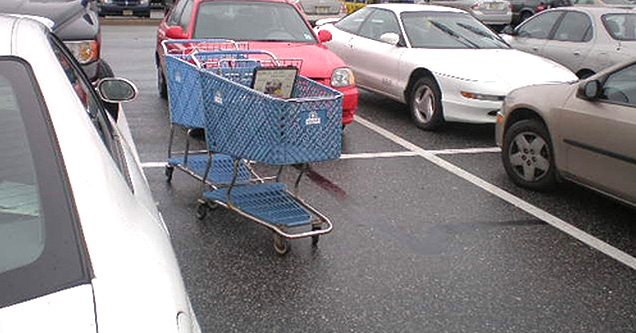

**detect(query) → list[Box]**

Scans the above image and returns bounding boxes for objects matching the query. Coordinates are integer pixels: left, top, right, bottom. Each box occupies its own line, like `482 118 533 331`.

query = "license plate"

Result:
123 9 134 16
316 6 330 14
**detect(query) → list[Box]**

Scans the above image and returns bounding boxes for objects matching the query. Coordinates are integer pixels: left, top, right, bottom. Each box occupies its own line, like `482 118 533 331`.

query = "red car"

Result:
155 0 358 125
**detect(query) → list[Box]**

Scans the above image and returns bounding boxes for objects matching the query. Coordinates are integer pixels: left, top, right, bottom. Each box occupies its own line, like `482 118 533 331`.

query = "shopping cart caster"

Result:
311 225 321 246
165 165 174 183
196 201 208 220
273 234 290 255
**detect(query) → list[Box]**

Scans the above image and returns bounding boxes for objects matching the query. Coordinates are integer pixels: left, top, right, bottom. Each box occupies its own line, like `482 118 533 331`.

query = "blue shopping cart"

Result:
162 39 254 186
164 40 343 254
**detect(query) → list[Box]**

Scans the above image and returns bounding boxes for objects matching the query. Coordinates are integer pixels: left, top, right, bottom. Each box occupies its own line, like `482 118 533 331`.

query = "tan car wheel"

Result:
502 119 557 191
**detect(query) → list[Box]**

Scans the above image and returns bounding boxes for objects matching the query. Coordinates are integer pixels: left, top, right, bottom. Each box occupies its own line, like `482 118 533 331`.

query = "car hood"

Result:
0 284 97 331
406 48 577 88
0 0 85 28
245 41 345 79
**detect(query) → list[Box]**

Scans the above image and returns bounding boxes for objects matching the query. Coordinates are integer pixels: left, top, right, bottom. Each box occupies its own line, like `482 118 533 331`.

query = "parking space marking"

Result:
355 115 636 270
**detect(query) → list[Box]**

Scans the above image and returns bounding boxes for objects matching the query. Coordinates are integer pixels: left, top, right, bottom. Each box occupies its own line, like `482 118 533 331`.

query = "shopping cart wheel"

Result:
165 165 174 182
196 202 208 220
311 225 321 246
273 234 290 255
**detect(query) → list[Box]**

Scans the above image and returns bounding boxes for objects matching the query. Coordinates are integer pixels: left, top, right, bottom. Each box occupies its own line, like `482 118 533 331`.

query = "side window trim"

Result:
49 35 135 192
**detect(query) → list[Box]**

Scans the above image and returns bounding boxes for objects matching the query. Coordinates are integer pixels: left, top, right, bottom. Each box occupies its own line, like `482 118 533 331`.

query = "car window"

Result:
601 62 636 106
603 14 636 41
516 10 563 39
167 0 189 25
49 35 134 191
179 0 194 31
358 8 400 42
402 11 509 49
551 11 592 42
334 6 373 34
0 56 91 309
193 1 316 43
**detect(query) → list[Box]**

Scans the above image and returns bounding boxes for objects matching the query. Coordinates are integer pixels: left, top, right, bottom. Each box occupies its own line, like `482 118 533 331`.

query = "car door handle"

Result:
573 51 581 56
532 47 539 52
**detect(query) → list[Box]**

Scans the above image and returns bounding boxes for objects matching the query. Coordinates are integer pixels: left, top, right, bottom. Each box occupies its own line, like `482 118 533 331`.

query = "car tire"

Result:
409 76 444 130
502 119 557 191
519 11 532 23
157 65 168 99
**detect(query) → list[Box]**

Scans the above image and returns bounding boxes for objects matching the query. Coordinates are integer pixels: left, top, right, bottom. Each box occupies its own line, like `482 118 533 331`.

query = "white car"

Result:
315 4 577 130
0 15 201 333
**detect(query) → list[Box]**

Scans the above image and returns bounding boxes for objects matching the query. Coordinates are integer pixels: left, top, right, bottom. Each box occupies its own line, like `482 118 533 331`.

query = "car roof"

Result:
367 3 467 14
550 4 636 14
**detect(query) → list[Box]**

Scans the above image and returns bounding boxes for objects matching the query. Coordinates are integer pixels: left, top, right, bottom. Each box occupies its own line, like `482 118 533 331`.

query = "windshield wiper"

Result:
429 20 479 49
456 22 506 46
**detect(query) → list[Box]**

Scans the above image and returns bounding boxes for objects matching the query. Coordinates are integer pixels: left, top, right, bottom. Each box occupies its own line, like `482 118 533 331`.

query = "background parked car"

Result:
496 58 636 207
508 0 571 26
418 0 513 31
97 0 152 18
155 0 359 126
0 14 200 332
315 4 576 130
501 6 636 78
0 0 113 82
298 0 348 25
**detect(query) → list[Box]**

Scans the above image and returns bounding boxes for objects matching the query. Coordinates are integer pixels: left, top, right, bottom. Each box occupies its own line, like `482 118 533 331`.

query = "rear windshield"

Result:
0 56 90 309
193 1 317 43
602 14 636 41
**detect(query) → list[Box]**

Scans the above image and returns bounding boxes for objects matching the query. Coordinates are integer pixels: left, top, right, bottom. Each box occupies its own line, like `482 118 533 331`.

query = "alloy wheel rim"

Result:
413 85 434 123
508 131 551 182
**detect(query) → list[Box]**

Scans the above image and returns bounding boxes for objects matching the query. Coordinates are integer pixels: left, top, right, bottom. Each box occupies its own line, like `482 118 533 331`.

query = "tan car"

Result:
495 59 636 207
501 6 636 78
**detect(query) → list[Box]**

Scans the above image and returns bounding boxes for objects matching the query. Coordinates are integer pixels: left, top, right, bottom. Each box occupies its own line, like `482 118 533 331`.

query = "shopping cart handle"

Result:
161 39 244 55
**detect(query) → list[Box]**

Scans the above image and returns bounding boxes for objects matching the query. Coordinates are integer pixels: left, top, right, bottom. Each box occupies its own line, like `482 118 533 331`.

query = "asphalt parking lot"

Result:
101 20 636 332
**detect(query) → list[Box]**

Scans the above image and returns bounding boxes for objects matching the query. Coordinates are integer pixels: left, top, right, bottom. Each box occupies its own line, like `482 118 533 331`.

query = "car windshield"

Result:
602 13 636 41
193 1 318 43
401 11 509 49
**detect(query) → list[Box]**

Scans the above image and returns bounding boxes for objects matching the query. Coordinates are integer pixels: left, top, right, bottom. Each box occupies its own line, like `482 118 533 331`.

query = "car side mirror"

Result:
317 29 333 43
380 32 400 46
579 80 602 100
97 78 138 103
166 26 187 39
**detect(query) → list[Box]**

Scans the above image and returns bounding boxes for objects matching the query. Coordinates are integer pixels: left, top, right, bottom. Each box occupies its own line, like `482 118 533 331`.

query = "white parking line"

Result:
355 115 636 270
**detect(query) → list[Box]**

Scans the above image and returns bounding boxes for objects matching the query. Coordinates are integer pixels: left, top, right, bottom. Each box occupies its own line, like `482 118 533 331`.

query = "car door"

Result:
327 7 373 78
346 8 404 95
540 11 593 74
560 62 636 203
508 10 563 56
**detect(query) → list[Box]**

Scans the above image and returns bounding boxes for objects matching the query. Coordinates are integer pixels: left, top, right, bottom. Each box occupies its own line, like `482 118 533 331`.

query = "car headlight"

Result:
331 67 354 88
140 0 150 4
100 0 113 3
460 91 505 101
64 40 99 64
